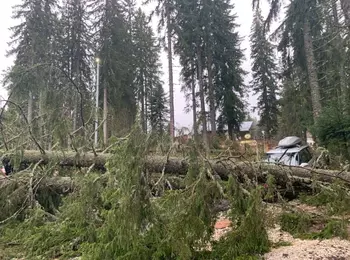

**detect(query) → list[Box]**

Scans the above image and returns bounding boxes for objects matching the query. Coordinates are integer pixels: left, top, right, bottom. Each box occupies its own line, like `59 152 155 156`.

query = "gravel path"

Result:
264 225 350 260
213 207 350 260
264 238 350 259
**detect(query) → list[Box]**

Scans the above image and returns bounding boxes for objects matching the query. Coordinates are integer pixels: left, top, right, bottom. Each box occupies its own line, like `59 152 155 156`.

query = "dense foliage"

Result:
252 0 350 157
2 0 350 155
1 0 252 152
0 126 273 259
3 0 168 151
250 8 279 138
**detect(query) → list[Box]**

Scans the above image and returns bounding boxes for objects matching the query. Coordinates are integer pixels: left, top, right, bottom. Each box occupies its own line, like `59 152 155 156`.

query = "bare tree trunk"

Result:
27 91 34 150
207 51 216 137
166 1 175 140
191 62 197 139
72 95 77 132
141 72 146 132
38 91 45 148
145 79 148 134
332 0 348 113
103 85 108 146
303 20 322 119
28 91 33 124
197 47 209 152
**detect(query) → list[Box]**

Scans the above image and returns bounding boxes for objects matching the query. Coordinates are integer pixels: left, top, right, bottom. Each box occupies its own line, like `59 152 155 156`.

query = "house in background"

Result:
237 121 255 141
235 121 259 149
206 120 257 141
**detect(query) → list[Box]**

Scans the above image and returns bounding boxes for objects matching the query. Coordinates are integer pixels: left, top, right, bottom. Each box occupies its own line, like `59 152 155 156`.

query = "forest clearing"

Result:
1 0 350 259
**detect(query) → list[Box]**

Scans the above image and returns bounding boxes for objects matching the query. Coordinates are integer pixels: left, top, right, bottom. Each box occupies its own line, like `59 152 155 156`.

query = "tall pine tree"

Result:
6 0 60 149
132 8 165 133
58 0 92 138
147 0 176 139
89 0 135 137
250 8 279 138
148 83 169 135
212 1 246 139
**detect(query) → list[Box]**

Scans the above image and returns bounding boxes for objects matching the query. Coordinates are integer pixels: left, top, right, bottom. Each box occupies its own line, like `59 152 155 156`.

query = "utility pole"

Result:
94 57 100 147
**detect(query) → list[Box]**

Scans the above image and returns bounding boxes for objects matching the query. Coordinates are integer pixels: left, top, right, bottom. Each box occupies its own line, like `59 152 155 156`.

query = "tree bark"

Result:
191 62 198 139
166 1 175 140
28 91 33 124
197 47 209 152
303 20 322 120
145 79 148 134
4 150 350 186
38 91 44 142
72 101 77 133
332 0 348 113
141 71 146 132
207 51 216 137
103 85 108 146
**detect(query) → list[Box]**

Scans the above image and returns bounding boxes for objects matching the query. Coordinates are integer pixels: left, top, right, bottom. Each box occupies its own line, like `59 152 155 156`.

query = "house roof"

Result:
218 121 254 132
239 121 253 132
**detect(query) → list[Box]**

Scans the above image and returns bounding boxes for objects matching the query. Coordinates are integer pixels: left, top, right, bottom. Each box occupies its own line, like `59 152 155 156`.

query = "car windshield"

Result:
267 153 295 165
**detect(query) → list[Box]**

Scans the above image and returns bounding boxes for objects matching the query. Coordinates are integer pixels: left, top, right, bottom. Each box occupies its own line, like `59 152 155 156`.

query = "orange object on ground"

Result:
214 219 232 229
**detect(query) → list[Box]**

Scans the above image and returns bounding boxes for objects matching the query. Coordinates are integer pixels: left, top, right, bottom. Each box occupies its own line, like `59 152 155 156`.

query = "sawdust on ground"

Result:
264 224 350 260
213 202 350 260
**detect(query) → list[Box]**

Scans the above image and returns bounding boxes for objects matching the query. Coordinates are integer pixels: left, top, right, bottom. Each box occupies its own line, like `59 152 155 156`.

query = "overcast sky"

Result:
0 0 273 131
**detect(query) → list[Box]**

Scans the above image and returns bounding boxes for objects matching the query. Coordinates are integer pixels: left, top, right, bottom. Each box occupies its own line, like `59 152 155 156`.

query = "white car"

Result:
265 136 312 167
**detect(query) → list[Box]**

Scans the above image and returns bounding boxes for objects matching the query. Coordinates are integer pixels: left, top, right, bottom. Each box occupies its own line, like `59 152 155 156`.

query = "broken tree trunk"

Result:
1 150 350 218
1 150 350 186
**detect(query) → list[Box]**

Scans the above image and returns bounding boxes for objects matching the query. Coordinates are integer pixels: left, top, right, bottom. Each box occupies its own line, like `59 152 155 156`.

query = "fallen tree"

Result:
2 150 350 185
1 148 350 258
0 149 349 211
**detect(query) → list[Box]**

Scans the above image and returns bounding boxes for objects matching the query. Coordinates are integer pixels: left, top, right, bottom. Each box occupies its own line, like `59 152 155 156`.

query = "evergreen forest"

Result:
0 0 350 259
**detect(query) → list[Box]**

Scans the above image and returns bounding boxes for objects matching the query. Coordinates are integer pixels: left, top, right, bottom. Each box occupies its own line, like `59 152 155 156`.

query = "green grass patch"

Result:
272 241 292 248
304 219 348 240
280 212 312 235
280 211 348 240
299 181 350 216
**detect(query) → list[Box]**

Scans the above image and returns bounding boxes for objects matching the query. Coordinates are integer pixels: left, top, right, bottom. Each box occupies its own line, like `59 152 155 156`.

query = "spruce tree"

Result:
132 8 164 133
202 0 216 136
174 0 210 148
250 8 279 138
253 0 323 122
59 0 92 137
278 72 312 139
212 1 246 139
146 0 176 139
174 0 246 141
148 83 169 135
7 0 60 149
89 0 135 136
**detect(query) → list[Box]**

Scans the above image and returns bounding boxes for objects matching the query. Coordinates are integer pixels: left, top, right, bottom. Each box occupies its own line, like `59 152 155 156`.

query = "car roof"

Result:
266 145 309 154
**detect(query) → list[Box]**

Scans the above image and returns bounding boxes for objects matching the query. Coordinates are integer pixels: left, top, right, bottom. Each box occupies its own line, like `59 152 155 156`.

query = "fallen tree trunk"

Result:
2 150 350 185
1 150 350 222
2 150 109 170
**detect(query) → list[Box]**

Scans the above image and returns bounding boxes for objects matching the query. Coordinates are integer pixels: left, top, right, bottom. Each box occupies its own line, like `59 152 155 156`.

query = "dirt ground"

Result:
213 202 350 260
264 225 350 260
